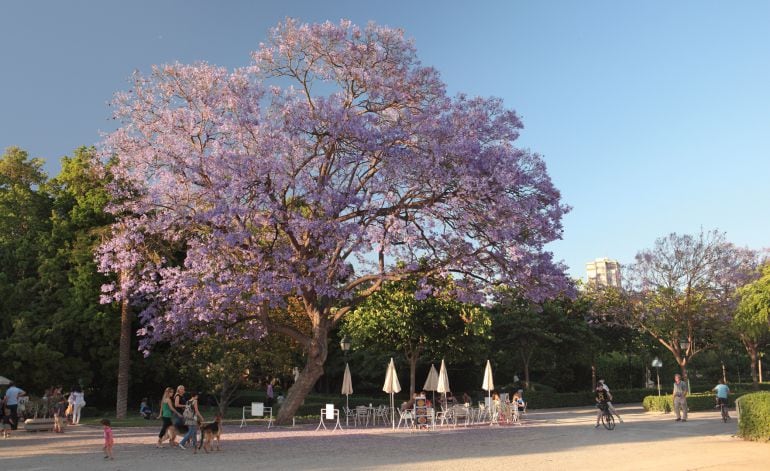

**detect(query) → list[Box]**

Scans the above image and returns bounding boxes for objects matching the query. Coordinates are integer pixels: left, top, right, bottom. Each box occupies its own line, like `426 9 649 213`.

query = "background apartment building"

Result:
586 258 622 288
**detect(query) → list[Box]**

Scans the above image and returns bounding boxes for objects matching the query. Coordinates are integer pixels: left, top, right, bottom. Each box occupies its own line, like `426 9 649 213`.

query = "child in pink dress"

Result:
101 419 114 460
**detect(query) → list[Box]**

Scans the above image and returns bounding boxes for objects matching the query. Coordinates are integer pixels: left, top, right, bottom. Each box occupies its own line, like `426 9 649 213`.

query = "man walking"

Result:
673 374 688 422
3 381 26 430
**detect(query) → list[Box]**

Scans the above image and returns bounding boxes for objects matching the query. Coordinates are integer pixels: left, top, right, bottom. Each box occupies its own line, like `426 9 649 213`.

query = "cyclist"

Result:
712 379 730 419
594 383 610 427
598 378 624 423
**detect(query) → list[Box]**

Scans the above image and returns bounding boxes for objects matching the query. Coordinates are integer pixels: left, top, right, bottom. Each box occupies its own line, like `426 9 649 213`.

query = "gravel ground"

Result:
0 405 768 471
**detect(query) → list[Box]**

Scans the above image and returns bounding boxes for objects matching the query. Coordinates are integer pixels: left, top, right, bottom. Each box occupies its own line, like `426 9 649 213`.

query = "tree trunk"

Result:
523 360 531 390
275 318 329 425
408 353 418 397
748 345 759 390
115 272 131 419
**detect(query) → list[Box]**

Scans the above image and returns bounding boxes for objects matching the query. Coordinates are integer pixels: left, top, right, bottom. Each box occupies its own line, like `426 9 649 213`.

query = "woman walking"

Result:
157 387 178 447
178 391 203 452
69 386 86 425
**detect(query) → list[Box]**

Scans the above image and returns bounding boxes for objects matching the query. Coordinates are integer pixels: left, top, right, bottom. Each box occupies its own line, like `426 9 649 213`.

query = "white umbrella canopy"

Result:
482 360 494 415
0 376 11 386
436 359 450 396
423 364 439 391
482 360 494 392
423 364 439 405
342 363 353 426
342 363 354 395
382 358 401 429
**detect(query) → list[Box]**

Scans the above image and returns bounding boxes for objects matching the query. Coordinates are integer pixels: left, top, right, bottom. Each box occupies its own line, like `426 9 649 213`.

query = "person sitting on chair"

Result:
140 397 153 419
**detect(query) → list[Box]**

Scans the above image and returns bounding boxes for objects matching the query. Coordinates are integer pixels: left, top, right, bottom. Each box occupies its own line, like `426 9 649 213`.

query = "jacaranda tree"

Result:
97 19 570 423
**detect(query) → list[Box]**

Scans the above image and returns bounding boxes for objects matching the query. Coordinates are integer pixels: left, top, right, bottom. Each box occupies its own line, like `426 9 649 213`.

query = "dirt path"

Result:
0 405 767 470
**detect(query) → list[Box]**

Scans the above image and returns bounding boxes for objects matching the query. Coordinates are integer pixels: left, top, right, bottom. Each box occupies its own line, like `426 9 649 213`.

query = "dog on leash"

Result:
163 420 189 446
197 415 222 453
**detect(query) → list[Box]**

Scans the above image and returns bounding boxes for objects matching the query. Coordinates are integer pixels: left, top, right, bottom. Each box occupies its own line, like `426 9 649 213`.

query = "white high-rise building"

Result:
586 258 622 288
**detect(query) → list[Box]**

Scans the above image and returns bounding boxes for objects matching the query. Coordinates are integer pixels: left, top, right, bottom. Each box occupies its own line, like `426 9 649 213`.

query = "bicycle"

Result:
717 398 729 422
598 403 615 430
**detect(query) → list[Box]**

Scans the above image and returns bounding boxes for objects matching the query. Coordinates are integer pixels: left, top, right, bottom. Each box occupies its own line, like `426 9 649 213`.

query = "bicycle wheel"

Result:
721 405 729 422
601 410 615 430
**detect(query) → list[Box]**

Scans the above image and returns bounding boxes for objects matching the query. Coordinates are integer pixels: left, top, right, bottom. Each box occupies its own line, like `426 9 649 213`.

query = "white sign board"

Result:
325 403 335 420
251 402 264 417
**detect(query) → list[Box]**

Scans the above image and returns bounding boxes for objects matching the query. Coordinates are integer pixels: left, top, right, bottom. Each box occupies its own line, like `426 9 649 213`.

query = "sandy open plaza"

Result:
1 405 768 471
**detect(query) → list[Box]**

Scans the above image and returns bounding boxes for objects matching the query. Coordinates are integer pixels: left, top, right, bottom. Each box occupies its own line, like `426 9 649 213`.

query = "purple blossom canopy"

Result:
97 19 570 350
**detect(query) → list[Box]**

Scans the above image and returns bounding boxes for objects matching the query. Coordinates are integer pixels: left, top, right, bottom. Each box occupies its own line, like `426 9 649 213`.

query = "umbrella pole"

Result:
488 391 492 424
391 393 395 430
346 394 349 427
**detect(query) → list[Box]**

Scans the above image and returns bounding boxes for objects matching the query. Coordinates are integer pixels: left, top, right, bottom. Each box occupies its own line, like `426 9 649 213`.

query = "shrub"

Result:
737 392 770 442
523 388 651 409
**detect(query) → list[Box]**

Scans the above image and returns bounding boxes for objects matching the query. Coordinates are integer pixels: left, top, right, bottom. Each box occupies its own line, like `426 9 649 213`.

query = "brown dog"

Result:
197 415 222 453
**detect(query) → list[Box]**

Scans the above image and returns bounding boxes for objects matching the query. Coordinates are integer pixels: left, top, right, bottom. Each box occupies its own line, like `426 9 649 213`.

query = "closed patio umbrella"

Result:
382 357 401 429
423 364 439 405
436 359 450 405
342 363 353 426
482 359 494 417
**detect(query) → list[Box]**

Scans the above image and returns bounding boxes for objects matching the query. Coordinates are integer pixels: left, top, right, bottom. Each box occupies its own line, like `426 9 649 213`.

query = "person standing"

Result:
3 381 26 430
101 419 114 460
673 374 688 422
69 386 86 425
266 381 275 408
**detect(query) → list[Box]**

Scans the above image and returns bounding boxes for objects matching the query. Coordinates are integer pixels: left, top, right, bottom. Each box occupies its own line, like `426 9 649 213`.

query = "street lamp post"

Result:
760 352 765 384
721 361 727 384
340 335 351 362
652 357 662 396
340 335 351 426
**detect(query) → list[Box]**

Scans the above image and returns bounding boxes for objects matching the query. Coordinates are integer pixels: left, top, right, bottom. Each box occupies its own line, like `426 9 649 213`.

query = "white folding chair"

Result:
354 405 370 427
316 404 342 431
396 408 414 429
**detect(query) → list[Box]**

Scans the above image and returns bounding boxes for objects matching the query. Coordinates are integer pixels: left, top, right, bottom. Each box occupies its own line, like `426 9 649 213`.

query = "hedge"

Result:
642 392 738 413
737 392 770 442
523 388 651 409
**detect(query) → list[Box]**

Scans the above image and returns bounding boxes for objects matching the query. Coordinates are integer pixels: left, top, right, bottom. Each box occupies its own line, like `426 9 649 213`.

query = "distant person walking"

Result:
69 386 86 425
266 381 275 407
673 374 688 422
3 381 26 430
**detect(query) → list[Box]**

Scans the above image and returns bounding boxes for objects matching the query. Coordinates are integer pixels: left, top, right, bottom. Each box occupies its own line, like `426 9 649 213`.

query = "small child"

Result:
101 419 114 460
53 397 68 433
1 405 12 438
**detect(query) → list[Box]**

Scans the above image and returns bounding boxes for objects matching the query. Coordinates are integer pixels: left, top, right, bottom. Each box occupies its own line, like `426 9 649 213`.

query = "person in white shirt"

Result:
598 378 623 423
3 382 26 430
68 386 86 425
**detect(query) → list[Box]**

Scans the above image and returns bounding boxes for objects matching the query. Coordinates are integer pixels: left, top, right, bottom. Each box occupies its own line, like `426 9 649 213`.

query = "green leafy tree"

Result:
490 291 595 391
343 277 490 396
734 263 770 388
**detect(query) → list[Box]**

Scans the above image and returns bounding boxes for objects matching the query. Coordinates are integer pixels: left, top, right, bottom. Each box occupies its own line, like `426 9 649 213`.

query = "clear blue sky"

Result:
2 0 768 278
